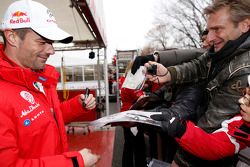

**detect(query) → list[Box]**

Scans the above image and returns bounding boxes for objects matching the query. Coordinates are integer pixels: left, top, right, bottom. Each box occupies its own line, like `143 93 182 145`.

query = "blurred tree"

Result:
148 0 210 49
146 24 169 50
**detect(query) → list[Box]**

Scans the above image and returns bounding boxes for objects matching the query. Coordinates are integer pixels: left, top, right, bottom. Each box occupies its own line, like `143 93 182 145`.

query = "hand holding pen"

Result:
80 88 96 110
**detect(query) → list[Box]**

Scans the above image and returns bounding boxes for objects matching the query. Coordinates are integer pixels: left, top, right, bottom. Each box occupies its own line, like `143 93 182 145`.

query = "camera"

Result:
147 64 157 75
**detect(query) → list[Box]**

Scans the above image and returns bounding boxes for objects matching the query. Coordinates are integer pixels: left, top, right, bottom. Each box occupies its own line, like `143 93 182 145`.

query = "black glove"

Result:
150 112 186 138
131 54 155 74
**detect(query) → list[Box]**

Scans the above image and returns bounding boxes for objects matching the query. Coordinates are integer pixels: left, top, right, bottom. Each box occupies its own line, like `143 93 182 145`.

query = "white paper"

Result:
88 110 162 128
122 66 146 90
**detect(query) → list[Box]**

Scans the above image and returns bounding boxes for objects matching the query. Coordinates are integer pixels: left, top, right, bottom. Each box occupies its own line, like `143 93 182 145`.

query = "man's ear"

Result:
3 30 18 47
239 18 250 33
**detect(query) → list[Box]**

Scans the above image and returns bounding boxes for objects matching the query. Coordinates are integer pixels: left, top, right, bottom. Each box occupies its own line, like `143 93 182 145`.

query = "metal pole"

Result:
116 50 120 113
97 49 101 103
104 48 110 115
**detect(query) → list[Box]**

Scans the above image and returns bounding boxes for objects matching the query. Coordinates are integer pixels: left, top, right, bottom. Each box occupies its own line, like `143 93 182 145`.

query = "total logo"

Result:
24 119 31 126
10 11 30 24
23 110 45 127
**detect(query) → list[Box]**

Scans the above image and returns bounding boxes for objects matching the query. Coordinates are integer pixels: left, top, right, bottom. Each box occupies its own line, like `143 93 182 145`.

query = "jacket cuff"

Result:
64 151 84 167
167 67 177 84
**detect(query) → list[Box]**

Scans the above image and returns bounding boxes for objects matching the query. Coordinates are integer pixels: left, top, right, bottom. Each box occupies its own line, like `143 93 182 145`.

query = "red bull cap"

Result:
0 0 73 44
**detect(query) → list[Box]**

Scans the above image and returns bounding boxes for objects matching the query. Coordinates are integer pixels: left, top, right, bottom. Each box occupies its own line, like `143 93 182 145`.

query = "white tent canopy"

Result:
0 0 106 50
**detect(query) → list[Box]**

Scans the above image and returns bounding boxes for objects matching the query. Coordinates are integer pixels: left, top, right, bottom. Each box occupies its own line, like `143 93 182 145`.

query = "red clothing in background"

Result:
177 115 250 160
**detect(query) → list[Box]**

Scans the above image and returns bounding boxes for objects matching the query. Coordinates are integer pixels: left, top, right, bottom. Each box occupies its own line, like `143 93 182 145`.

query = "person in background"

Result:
0 0 99 167
201 29 211 49
120 61 146 167
142 0 250 166
151 76 250 162
120 60 164 167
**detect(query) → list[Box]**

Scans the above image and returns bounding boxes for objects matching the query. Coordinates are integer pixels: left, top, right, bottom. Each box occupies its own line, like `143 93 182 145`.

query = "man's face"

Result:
15 30 54 70
207 7 246 52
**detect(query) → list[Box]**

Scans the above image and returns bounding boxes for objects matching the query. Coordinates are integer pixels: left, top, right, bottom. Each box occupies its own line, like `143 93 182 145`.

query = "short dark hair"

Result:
1 28 30 48
13 28 31 41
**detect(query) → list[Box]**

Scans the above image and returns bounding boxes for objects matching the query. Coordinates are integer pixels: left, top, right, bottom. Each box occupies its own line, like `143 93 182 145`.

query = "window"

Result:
57 65 104 82
94 64 104 80
84 65 95 81
73 66 83 81
65 66 73 82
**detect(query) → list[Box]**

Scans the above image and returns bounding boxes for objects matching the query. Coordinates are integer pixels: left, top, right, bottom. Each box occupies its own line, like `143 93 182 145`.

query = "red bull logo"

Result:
12 11 27 18
10 11 30 24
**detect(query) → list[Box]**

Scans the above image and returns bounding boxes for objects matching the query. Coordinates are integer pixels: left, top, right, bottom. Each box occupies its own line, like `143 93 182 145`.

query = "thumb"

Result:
150 114 164 121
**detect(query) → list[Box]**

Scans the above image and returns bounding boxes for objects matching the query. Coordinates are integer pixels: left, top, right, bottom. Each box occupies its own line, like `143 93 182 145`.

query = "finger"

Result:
86 101 96 110
86 98 96 110
148 61 157 65
146 74 157 81
150 114 164 121
144 62 150 68
80 94 85 101
85 94 94 103
86 104 96 110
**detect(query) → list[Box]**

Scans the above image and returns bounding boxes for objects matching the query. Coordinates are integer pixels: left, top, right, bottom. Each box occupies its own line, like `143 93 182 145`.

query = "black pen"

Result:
85 88 90 100
83 88 90 107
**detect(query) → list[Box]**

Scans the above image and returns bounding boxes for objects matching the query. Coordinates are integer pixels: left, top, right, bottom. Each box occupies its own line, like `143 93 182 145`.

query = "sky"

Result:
103 0 160 61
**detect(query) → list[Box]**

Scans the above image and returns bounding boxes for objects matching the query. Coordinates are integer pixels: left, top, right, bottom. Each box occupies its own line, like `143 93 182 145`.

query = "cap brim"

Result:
32 26 73 44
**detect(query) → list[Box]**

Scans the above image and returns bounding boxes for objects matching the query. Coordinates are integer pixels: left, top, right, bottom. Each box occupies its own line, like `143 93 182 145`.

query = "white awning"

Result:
0 0 106 50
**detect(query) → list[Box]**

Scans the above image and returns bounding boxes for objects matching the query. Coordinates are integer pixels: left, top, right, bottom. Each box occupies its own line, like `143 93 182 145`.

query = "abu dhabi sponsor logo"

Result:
20 91 40 118
10 11 30 24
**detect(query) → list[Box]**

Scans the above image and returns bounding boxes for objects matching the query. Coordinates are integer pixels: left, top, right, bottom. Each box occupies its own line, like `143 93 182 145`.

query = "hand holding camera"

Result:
144 62 171 84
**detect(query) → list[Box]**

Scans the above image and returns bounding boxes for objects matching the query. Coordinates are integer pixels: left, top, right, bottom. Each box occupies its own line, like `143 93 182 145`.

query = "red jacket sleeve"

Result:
9 152 84 167
176 121 241 160
0 108 84 167
0 148 84 167
120 88 144 112
60 95 94 124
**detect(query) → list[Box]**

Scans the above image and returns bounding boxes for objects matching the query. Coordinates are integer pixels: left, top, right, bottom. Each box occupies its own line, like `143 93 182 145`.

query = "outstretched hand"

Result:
144 61 171 84
80 94 96 110
150 112 186 138
131 54 155 74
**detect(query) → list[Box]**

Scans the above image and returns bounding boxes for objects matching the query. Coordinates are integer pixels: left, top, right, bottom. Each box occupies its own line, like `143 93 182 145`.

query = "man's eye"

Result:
37 41 46 45
214 28 221 34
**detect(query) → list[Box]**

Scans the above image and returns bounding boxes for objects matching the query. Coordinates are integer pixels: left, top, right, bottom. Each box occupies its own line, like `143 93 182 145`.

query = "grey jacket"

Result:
165 36 250 132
